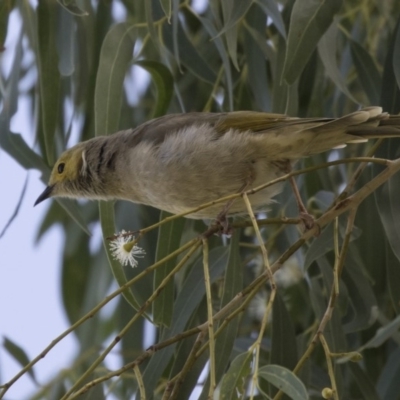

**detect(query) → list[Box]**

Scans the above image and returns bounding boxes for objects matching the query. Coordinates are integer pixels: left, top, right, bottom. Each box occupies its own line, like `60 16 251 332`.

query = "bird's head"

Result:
34 143 88 206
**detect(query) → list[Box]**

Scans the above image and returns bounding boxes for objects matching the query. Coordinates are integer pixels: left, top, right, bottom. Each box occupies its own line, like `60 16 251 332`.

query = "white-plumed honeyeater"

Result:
35 107 400 219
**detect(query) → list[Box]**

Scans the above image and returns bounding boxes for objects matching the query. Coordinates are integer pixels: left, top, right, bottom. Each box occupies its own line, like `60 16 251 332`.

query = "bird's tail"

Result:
297 107 400 157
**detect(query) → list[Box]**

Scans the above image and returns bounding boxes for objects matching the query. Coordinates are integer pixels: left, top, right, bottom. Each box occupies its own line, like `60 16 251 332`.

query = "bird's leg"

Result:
215 165 256 234
273 159 316 232
289 176 315 231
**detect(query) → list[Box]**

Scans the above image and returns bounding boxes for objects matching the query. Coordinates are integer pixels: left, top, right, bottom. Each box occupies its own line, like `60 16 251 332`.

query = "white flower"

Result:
109 230 146 268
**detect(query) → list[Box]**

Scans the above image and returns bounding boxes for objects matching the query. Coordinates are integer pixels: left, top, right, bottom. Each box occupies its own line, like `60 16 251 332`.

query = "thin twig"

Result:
66 241 202 399
320 335 339 400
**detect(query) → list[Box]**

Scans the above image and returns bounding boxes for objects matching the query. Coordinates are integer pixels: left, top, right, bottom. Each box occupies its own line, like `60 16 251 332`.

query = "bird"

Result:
34 106 400 220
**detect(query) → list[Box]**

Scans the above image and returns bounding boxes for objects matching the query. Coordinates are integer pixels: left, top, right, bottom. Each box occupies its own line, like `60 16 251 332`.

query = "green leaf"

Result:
270 292 298 389
348 363 380 400
57 6 76 76
361 314 400 350
57 0 88 16
95 22 136 136
386 242 400 314
142 247 229 395
376 348 400 400
341 249 377 333
0 130 49 176
350 40 382 105
37 0 61 165
56 198 91 236
317 22 357 103
282 0 343 84
200 231 243 399
135 60 174 118
3 336 37 383
375 165 400 264
219 351 253 399
198 16 234 110
145 0 159 50
0 0 15 50
153 211 185 326
256 0 287 38
219 0 253 35
244 4 272 111
258 365 308 400
304 222 362 270
380 19 400 113
392 21 400 91
162 22 217 84
99 201 142 310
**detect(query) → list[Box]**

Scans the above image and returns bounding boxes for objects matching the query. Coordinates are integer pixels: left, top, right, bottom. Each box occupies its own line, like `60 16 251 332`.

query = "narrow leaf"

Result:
219 0 253 35
380 19 400 113
95 22 136 136
244 4 272 111
256 0 287 38
3 336 37 383
200 231 243 399
377 348 400 400
162 22 217 84
57 7 76 76
135 60 174 118
258 365 308 400
0 0 15 50
282 0 343 84
142 247 229 396
317 22 357 103
392 21 400 90
198 16 233 110
219 351 253 399
99 201 142 310
271 292 298 370
37 0 61 165
57 0 88 16
350 40 382 105
153 211 185 326
349 363 380 400
360 314 400 350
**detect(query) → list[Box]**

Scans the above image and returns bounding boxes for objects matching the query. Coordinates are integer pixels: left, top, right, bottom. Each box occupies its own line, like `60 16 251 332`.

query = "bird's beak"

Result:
34 185 54 206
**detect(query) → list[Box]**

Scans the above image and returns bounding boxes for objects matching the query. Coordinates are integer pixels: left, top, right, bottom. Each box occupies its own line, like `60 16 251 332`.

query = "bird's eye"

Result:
58 163 65 174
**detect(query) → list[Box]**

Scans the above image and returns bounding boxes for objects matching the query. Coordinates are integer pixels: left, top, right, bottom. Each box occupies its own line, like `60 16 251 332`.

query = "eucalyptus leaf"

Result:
0 0 15 49
350 40 382 105
153 211 185 326
218 0 253 36
99 201 142 311
142 246 229 396
199 231 243 399
37 0 61 165
57 0 88 16
392 21 400 90
95 22 136 136
219 351 253 399
135 60 174 118
3 337 37 383
360 314 400 350
258 365 308 400
256 0 287 38
198 16 233 110
282 0 342 84
318 22 357 103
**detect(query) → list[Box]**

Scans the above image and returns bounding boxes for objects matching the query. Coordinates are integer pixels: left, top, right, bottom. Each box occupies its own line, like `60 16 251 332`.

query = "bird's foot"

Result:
215 213 233 236
299 211 320 236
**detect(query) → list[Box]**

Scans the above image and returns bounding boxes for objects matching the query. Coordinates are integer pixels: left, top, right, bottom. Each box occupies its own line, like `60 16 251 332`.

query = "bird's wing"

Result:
214 111 330 134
